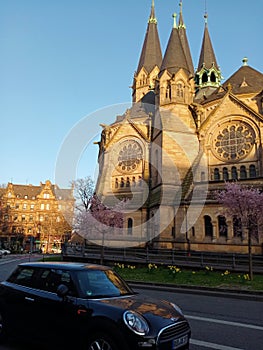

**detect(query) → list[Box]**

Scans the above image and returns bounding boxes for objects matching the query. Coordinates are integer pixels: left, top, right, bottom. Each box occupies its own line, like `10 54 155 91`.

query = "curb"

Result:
128 280 263 302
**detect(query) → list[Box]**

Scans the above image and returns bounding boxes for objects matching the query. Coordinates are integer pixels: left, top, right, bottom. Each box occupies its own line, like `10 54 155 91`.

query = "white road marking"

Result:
186 315 263 331
191 339 244 350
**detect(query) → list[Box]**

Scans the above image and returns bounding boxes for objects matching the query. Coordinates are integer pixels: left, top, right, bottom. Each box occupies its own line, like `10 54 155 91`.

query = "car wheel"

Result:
86 333 120 350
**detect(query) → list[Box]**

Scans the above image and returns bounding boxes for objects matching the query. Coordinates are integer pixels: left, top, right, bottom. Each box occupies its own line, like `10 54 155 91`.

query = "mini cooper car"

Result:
0 262 190 350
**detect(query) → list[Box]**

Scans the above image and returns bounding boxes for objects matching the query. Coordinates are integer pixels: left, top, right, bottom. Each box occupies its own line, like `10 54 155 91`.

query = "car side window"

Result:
8 267 36 288
36 268 77 296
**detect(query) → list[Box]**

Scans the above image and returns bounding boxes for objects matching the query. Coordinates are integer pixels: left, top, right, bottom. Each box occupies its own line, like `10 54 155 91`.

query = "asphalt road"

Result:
0 255 262 350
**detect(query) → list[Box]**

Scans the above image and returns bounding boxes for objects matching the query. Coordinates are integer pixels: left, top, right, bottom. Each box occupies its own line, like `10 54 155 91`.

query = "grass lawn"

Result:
44 255 263 292
114 263 263 292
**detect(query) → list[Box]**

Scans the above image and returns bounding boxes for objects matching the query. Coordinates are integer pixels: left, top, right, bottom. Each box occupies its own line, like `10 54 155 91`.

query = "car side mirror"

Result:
57 284 69 298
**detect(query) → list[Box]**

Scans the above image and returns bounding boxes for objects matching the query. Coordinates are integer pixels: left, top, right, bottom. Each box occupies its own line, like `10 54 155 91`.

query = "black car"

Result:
0 262 191 350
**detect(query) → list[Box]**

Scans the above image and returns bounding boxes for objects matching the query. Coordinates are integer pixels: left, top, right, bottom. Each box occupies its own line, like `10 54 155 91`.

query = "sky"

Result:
1 0 263 189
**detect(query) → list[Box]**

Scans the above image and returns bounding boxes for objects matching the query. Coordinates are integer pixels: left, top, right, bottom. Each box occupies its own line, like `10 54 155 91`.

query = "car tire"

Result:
86 332 126 350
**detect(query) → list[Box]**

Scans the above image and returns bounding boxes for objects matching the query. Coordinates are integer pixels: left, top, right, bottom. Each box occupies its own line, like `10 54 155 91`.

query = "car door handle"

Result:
25 297 35 302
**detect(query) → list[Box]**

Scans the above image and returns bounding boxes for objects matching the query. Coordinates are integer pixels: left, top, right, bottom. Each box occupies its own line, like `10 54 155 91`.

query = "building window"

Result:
231 166 238 180
233 216 242 238
218 216 227 237
165 82 171 99
22 215 26 222
223 167 229 180
40 215 44 222
214 168 220 180
240 166 247 179
201 171 206 181
46 204 50 210
29 215 33 221
127 218 133 235
249 164 256 178
43 193 50 199
40 203 45 210
204 215 213 237
30 203 34 210
23 203 27 210
176 83 184 98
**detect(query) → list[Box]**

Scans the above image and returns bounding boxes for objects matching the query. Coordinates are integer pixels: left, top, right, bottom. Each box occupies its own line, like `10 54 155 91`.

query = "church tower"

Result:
195 12 222 98
132 0 162 103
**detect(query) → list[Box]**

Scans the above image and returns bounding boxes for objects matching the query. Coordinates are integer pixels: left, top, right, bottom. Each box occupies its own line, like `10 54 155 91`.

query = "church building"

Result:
95 1 263 254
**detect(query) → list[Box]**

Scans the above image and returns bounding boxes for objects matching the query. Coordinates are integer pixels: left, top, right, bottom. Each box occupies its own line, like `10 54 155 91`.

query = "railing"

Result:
63 244 263 273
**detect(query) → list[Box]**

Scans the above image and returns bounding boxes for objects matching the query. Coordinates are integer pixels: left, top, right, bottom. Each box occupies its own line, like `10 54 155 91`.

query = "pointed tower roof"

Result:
160 13 190 76
136 0 162 74
178 1 194 75
197 13 219 71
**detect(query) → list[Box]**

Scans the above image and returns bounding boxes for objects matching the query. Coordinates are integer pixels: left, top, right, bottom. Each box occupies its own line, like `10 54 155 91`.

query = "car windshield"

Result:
76 269 134 299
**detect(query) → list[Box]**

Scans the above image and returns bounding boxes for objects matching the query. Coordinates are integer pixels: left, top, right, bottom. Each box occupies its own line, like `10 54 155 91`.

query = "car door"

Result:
2 266 40 338
29 268 79 344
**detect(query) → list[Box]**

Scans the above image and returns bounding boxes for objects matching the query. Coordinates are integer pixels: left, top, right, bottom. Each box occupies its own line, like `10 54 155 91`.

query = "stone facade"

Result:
95 3 263 253
0 180 74 253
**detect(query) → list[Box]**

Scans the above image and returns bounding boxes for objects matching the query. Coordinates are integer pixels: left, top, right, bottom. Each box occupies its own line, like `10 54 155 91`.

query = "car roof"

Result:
18 261 111 271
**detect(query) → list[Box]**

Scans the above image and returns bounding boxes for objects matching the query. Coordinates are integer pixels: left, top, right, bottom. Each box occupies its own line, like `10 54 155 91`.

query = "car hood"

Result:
91 293 185 326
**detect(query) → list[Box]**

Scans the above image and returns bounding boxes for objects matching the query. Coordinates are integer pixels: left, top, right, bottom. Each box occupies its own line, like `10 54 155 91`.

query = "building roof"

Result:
178 2 194 75
197 17 219 71
159 15 190 76
136 0 162 74
223 62 263 94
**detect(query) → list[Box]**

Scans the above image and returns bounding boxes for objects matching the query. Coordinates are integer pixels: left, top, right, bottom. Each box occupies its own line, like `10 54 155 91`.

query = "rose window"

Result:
213 123 255 161
117 140 143 173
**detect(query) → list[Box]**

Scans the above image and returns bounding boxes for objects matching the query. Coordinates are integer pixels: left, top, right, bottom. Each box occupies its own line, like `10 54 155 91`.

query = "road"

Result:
0 255 262 350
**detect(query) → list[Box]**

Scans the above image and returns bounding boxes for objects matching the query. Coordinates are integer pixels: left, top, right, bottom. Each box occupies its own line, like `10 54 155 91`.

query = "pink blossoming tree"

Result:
217 182 263 280
77 194 126 264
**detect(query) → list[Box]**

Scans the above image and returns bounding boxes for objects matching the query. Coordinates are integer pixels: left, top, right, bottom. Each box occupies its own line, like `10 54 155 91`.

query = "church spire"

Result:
195 11 222 93
132 0 162 102
159 10 190 76
136 0 162 74
177 0 194 75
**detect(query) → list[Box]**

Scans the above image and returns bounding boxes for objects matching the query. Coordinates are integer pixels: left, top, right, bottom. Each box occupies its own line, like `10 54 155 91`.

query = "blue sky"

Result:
1 0 263 188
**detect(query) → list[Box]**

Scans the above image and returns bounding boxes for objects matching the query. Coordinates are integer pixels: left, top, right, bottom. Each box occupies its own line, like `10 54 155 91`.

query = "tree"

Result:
216 182 263 280
76 194 126 264
71 176 95 212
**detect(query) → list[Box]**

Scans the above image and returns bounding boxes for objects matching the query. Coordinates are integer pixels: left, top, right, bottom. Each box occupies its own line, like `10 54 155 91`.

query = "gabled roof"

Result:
223 62 263 94
197 18 219 71
136 0 162 74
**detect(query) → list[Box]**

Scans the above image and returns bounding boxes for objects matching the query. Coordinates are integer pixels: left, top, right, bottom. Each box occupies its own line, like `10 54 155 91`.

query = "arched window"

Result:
214 168 220 181
240 166 247 179
218 216 227 237
126 177 130 187
223 167 229 180
127 218 133 236
249 164 256 178
165 82 171 99
202 72 208 83
233 216 242 238
210 71 216 82
176 83 184 98
204 215 213 237
231 166 238 180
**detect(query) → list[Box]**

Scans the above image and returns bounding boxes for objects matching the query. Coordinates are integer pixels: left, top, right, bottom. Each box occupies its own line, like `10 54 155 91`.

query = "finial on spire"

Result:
204 0 208 25
242 57 248 66
149 0 157 24
179 0 183 14
173 13 177 28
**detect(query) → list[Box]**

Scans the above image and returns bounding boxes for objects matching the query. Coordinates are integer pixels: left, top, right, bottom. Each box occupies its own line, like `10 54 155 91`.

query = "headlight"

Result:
170 302 183 316
123 310 149 335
